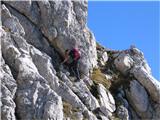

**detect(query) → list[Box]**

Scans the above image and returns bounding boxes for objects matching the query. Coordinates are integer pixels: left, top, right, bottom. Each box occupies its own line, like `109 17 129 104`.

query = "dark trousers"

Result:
69 60 80 80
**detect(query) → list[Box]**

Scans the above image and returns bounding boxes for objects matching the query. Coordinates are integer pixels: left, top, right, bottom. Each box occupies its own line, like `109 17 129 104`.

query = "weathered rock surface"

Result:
0 31 17 120
114 53 133 75
1 4 25 36
97 84 115 117
125 80 152 119
3 0 97 75
1 27 63 120
112 47 160 119
116 105 129 120
97 49 108 66
131 66 160 104
1 1 160 120
72 81 100 111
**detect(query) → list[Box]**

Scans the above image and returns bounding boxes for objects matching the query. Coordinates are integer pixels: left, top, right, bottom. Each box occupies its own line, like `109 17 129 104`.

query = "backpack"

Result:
69 48 80 61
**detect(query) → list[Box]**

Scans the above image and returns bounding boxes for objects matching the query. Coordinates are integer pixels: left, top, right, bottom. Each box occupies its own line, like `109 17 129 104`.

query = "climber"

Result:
61 48 81 82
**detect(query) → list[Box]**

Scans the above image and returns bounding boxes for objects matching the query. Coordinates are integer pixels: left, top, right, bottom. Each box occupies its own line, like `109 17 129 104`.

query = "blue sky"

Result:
88 1 159 80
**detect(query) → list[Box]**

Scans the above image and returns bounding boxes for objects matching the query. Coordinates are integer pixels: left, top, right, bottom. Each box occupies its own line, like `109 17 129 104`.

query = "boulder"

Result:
131 66 160 104
56 82 87 111
72 81 100 111
101 52 108 64
97 84 116 116
114 53 134 75
97 50 108 66
130 46 151 74
125 80 152 118
116 105 129 120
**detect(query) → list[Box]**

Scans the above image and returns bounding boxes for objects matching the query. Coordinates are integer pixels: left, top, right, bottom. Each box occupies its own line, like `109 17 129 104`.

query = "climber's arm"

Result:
61 55 69 64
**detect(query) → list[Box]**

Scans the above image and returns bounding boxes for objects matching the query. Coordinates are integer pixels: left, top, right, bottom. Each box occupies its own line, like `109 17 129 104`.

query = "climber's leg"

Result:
73 60 81 81
69 62 75 77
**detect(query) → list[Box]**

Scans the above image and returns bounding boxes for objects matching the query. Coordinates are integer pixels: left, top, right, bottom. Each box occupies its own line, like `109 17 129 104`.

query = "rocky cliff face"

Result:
0 1 160 120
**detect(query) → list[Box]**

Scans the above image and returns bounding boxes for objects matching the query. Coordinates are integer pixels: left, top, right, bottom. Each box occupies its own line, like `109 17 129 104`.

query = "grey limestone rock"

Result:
114 53 134 75
125 80 153 119
97 84 115 116
1 1 160 120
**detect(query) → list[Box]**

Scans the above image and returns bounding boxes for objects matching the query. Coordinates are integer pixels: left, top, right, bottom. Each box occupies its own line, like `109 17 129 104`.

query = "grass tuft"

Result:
90 68 111 89
63 101 80 120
